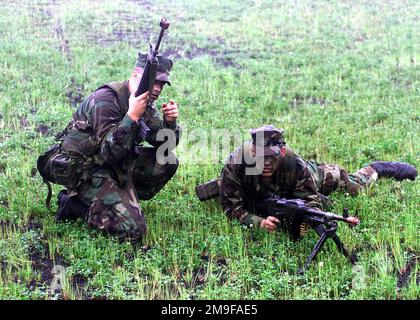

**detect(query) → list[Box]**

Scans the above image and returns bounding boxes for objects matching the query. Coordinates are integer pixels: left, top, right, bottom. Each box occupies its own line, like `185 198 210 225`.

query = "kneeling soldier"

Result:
38 53 181 242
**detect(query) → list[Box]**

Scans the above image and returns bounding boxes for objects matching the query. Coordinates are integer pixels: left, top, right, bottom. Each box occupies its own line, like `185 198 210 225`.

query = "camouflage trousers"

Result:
76 147 179 242
306 161 378 196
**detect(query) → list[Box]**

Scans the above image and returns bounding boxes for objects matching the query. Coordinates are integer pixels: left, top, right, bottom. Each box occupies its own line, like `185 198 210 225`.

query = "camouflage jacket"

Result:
62 80 181 169
219 142 322 228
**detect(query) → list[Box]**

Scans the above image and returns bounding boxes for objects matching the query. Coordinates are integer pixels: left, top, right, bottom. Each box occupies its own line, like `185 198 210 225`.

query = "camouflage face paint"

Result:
261 155 281 177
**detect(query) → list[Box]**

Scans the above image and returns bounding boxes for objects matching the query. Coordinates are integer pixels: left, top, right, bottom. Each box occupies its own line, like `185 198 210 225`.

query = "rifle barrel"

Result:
305 208 360 225
154 28 165 53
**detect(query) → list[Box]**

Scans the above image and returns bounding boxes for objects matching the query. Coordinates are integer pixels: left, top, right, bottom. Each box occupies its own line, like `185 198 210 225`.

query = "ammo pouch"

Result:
37 144 80 189
37 143 81 209
37 129 98 209
37 144 81 190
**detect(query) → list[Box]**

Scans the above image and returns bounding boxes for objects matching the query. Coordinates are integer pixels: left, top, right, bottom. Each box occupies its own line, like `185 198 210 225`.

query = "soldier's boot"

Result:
56 190 89 222
195 177 221 201
369 161 417 181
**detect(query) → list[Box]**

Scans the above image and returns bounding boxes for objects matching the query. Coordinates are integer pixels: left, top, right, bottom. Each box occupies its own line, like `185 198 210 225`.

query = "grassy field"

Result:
0 0 419 300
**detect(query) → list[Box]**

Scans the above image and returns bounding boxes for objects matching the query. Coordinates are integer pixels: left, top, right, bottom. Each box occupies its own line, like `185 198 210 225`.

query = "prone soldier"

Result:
196 125 417 232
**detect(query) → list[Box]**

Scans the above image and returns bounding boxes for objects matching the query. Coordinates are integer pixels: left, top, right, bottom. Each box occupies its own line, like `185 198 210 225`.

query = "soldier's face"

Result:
149 80 165 103
261 155 281 177
130 68 166 102
252 145 284 177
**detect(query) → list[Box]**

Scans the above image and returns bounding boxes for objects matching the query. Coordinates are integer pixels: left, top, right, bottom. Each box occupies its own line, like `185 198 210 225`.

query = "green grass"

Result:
0 0 419 299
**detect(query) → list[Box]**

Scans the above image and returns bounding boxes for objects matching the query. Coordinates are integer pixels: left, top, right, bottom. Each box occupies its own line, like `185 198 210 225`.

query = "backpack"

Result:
37 143 81 209
36 81 128 209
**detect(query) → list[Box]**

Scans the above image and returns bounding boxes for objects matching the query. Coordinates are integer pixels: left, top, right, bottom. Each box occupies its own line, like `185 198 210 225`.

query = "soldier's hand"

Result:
162 100 179 124
260 216 280 232
127 91 149 122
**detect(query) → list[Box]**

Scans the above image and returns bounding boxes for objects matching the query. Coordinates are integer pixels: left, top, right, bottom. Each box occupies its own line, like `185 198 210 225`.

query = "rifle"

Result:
135 17 170 140
263 195 360 275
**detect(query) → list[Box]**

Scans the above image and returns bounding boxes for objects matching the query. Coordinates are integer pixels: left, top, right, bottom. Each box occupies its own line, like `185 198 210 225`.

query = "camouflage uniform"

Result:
196 125 381 228
51 54 180 242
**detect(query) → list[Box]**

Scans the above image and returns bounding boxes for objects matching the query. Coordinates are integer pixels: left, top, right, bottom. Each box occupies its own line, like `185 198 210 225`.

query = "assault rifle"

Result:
136 17 170 140
263 195 360 275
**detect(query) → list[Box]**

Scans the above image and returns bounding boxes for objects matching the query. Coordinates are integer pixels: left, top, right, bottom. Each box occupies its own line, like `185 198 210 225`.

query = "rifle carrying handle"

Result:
134 17 170 140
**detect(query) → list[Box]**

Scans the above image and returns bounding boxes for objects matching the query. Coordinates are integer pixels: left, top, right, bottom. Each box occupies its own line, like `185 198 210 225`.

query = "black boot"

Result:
56 190 89 221
369 161 417 181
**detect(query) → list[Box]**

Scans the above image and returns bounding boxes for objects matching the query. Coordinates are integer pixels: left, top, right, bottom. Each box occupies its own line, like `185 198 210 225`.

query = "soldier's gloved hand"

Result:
260 216 280 232
162 100 179 124
127 90 149 122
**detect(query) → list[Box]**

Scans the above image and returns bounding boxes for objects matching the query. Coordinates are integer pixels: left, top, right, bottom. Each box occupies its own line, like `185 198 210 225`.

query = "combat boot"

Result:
369 161 417 181
56 190 89 221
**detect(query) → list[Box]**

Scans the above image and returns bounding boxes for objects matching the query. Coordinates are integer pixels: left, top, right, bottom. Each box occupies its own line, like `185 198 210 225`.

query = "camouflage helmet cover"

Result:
135 52 173 85
250 124 285 156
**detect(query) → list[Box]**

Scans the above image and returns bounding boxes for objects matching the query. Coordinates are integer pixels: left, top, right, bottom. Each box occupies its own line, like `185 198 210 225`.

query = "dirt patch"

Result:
96 26 152 48
26 219 43 232
29 243 67 289
84 9 153 48
55 19 72 63
185 45 220 60
115 10 138 23
290 94 326 108
27 3 71 62
309 97 326 105
0 218 64 296
352 244 376 256
397 252 420 290
71 273 88 297
161 38 242 68
0 218 42 233
168 254 230 297
36 124 49 136
290 94 306 108
214 56 239 68
20 116 30 129
82 16 242 68
0 218 87 299
66 77 85 108
0 260 9 275
126 0 153 10
0 220 14 232
28 5 55 29
200 254 228 285
141 245 152 253
0 200 9 209
176 265 206 293
193 266 207 286
26 231 87 299
187 256 229 299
